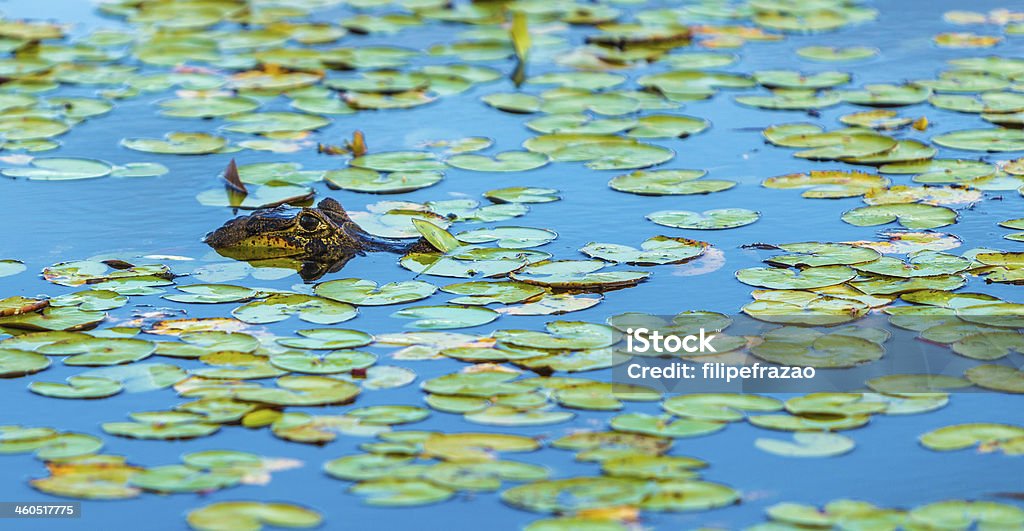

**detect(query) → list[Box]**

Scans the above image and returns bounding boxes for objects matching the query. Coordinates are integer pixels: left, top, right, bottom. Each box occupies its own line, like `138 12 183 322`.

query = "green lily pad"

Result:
457 227 557 249
223 112 330 135
964 365 1024 393
0 260 25 278
755 432 856 457
276 329 373 350
737 90 843 110
920 423 1024 451
441 281 545 306
351 151 446 172
763 170 888 198
315 279 436 306
164 284 257 304
130 465 241 494
232 294 357 324
40 337 155 366
932 128 1024 152
841 203 957 229
626 115 709 139
483 187 560 204
840 84 931 107
29 376 122 399
581 236 709 265
350 478 454 507
511 260 650 290
611 413 726 438
391 305 498 330
502 476 647 513
610 169 735 196
2 157 112 181
269 350 376 374
158 96 260 118
736 266 856 289
325 168 442 194
647 209 759 230
0 348 51 377
797 46 878 62
121 132 227 155
186 502 322 531
446 151 549 172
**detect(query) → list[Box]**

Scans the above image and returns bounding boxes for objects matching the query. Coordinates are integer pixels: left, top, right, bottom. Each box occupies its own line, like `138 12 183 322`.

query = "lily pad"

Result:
647 209 759 230
315 279 436 306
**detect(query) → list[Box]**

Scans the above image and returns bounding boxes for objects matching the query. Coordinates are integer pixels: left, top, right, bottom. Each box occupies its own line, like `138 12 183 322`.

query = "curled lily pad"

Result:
647 209 759 230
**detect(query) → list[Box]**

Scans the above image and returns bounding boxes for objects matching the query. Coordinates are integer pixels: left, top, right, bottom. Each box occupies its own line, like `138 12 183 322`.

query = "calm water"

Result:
0 0 1022 529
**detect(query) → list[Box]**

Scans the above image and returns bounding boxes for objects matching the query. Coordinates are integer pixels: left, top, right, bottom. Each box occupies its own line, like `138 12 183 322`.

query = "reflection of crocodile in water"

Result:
205 198 430 281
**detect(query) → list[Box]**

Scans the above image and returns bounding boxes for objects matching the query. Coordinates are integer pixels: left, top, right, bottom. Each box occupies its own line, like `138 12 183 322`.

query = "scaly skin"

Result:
204 198 418 280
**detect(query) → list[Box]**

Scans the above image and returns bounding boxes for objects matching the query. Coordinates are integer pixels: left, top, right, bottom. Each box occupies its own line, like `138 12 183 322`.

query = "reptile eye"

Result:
298 213 320 231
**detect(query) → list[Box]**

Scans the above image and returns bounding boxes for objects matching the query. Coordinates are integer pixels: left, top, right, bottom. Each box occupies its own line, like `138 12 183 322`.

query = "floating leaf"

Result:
2 157 112 181
187 502 322 531
391 305 498 330
581 236 708 266
121 132 227 155
841 203 957 229
232 294 357 324
315 279 436 306
647 209 759 230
